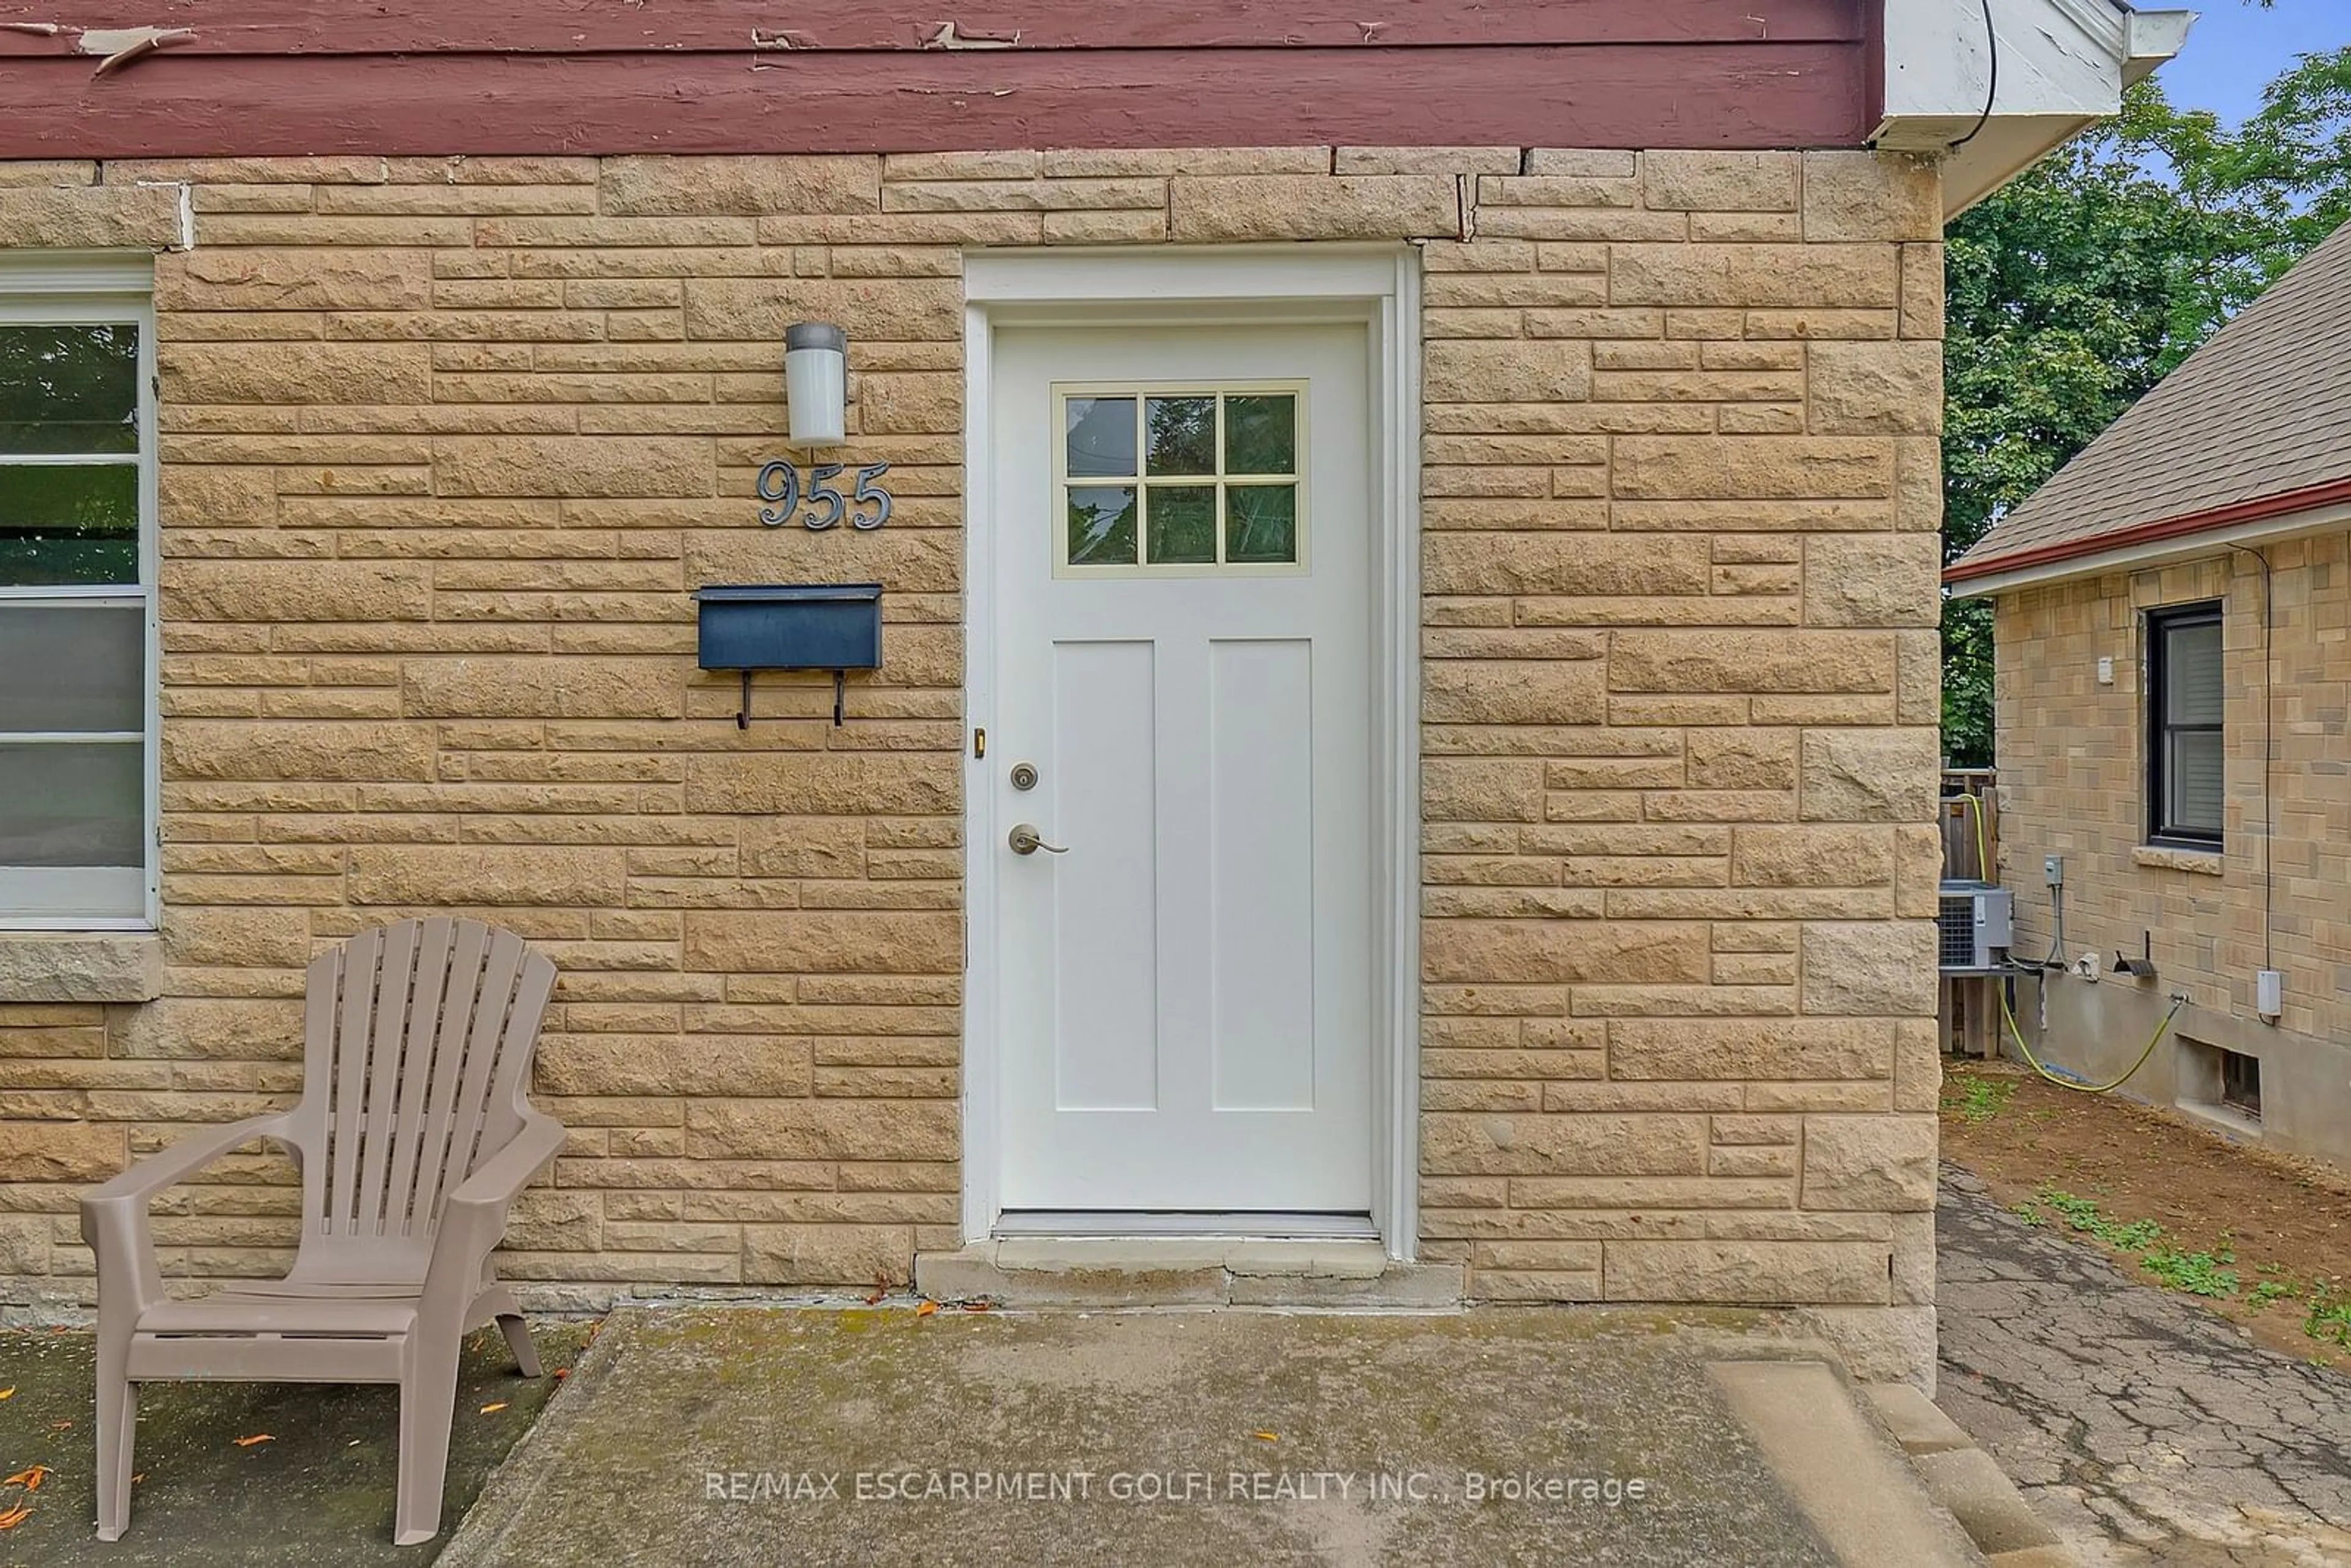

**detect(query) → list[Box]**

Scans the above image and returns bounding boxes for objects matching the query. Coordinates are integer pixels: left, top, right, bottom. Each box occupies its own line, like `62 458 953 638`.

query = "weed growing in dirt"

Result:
1943 1073 2018 1124
2019 1185 2243 1299
2031 1187 2162 1250
2033 1188 2099 1228
2251 1279 2300 1306
2305 1288 2351 1348
2142 1245 2241 1299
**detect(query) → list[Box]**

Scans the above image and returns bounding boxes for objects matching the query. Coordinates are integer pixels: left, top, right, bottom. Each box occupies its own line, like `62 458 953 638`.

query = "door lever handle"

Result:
1008 823 1068 855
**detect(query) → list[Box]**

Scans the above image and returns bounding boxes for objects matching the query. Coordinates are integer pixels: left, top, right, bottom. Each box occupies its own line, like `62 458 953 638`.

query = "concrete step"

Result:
915 1238 1464 1309
1863 1382 2078 1566
1712 1359 1985 1568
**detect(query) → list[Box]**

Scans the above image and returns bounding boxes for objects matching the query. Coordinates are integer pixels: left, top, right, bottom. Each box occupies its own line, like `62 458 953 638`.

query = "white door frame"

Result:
960 245 1422 1259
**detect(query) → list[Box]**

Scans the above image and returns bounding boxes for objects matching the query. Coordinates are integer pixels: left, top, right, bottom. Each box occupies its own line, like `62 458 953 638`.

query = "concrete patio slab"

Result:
0 1319 593 1563
441 1305 1979 1567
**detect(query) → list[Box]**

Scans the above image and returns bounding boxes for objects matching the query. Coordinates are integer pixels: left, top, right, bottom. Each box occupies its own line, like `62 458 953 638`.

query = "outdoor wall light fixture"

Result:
784 321 848 445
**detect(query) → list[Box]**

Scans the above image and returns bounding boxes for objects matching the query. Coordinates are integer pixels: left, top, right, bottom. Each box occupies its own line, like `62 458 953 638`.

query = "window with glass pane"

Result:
2147 604 2223 847
1057 385 1302 571
0 307 151 926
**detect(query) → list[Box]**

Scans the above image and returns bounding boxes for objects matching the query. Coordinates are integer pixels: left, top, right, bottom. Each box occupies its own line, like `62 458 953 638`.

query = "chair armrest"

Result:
446 1114 566 1217
421 1115 567 1319
80 1112 295 1320
81 1112 295 1220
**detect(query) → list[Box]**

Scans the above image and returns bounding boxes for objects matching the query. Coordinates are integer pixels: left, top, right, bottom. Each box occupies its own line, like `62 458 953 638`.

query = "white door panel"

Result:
992 322 1375 1214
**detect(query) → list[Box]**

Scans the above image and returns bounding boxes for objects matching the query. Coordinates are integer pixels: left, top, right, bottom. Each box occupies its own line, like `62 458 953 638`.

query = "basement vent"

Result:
2178 1037 2263 1128
2221 1049 2263 1121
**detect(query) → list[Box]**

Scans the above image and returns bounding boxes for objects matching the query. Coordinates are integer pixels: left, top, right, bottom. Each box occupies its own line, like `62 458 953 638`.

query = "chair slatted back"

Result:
285 918 557 1285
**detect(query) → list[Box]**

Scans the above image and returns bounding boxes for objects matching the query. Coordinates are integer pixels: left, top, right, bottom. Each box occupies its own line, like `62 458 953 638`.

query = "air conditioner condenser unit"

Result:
1938 880 2014 972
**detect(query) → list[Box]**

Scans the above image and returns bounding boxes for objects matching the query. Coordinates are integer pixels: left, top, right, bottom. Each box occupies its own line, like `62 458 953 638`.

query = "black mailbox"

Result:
693 582 882 727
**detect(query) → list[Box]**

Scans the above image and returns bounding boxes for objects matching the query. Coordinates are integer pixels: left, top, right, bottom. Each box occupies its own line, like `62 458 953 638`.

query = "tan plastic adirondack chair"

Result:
80 918 563 1547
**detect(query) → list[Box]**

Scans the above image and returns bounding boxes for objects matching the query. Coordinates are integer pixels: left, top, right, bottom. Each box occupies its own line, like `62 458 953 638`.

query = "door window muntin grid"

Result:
1051 380 1308 578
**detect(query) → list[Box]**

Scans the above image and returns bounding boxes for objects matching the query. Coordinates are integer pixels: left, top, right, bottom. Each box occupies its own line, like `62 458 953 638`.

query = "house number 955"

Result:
756 459 892 530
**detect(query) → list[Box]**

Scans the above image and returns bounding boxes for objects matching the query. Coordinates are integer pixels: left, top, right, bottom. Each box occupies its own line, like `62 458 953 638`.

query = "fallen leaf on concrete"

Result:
233 1434 274 1447
0 1504 29 1529
915 1300 939 1318
4 1466 49 1491
866 1272 889 1305
960 1301 992 1313
0 1387 13 1400
45 1420 69 1434
552 1368 570 1379
1252 1431 1280 1443
479 1402 509 1415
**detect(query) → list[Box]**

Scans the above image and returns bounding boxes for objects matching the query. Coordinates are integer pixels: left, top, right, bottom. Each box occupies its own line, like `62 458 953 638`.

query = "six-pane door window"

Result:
1056 384 1305 573
0 288 156 927
2148 602 2223 848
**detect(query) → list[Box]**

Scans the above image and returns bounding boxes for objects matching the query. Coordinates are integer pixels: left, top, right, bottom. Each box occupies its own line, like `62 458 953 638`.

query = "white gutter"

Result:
1948 500 2351 599
1876 0 2196 218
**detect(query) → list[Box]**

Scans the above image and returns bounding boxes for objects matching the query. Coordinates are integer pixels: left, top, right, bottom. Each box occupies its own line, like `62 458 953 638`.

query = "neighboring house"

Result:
1946 220 2351 1166
0 2 2181 1388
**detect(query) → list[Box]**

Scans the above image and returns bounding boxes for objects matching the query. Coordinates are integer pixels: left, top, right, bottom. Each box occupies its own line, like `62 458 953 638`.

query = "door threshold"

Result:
917 1234 1463 1311
992 1210 1379 1241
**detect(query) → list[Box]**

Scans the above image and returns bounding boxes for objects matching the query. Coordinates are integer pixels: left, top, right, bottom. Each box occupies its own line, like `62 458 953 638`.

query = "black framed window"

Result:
2147 602 2223 847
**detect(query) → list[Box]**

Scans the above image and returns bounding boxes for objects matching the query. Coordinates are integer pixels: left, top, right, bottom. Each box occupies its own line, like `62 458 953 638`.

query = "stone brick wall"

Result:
0 148 1944 1377
1990 533 2351 1163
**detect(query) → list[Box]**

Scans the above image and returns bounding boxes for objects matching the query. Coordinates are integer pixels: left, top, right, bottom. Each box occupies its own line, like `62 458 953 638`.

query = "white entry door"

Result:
990 321 1375 1215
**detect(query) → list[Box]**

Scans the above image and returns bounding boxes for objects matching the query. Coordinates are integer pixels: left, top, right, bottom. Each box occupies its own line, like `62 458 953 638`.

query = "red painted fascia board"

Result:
1943 473 2351 584
0 1 1867 57
0 45 1875 160
1859 0 1886 138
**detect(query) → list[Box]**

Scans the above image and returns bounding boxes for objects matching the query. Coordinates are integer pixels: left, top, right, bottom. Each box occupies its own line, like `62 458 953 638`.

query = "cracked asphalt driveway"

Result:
1937 1163 2351 1567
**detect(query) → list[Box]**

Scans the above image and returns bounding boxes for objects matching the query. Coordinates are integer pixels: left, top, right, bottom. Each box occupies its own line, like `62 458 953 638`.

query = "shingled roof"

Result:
1946 217 2351 586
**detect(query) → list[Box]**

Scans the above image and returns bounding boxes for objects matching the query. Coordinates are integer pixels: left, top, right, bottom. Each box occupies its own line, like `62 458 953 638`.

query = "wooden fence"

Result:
1939 767 1997 882
1937 768 2003 1059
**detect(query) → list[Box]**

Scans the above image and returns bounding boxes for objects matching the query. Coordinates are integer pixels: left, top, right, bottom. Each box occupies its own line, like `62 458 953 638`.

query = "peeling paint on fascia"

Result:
750 28 812 50
923 21 1018 50
80 25 196 76
2031 23 2099 70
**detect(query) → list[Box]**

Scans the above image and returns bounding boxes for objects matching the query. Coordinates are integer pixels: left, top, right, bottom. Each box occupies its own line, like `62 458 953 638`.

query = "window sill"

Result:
2134 844 2224 876
0 932 162 1003
2174 1097 2262 1142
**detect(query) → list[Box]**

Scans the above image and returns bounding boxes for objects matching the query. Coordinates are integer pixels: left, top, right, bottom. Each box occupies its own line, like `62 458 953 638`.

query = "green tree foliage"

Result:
1941 47 2351 765
2230 45 2351 255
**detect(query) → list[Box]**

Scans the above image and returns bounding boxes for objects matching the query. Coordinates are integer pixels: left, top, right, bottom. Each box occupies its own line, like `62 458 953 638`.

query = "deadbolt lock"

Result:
1010 762 1039 791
